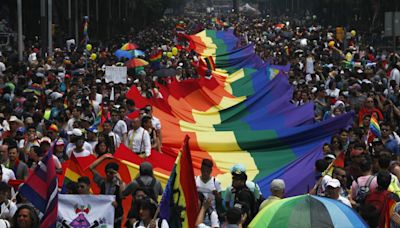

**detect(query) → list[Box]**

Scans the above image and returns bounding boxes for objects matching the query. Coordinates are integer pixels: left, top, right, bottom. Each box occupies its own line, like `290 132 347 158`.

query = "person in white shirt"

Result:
196 159 222 210
126 115 151 157
110 109 128 145
102 120 121 153
325 179 352 207
66 107 82 132
133 198 169 228
0 182 17 220
144 106 162 145
390 63 400 86
70 137 92 158
66 128 93 157
0 56 5 76
1 164 15 183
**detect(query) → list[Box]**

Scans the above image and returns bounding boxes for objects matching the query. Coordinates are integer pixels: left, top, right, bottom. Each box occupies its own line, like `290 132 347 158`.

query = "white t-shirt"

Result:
0 200 17 219
338 195 352 207
1 165 15 183
72 149 92 158
66 141 93 158
113 120 128 140
195 176 222 209
317 175 332 196
151 116 161 130
391 68 400 86
0 62 5 76
305 56 315 74
133 218 169 228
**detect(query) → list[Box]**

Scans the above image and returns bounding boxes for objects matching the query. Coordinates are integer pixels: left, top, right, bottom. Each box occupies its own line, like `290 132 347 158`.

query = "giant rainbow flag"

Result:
126 29 353 197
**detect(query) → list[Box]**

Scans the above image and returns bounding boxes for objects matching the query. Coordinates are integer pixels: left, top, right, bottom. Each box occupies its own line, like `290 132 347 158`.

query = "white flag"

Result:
57 194 115 228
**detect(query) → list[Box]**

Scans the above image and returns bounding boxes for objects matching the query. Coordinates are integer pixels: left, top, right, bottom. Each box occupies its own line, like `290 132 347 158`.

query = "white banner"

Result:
105 66 127 84
57 194 115 228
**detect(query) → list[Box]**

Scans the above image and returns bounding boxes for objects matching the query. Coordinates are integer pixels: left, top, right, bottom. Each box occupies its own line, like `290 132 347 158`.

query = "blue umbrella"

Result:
132 49 145 57
114 50 134 60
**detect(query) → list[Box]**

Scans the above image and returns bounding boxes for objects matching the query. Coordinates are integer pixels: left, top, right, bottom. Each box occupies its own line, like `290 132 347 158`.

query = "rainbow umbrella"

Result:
125 58 149 68
249 195 367 228
120 42 138 51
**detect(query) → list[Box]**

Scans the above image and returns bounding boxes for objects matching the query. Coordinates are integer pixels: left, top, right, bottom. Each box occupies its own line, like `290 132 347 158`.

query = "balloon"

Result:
86 44 92 51
351 30 356 37
172 47 178 56
163 52 167 56
328 41 335 48
90 53 97 60
167 52 173 58
346 52 353 61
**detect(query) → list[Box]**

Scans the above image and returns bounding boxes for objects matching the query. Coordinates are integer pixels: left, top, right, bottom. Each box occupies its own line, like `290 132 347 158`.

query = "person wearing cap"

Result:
46 124 59 141
332 167 350 198
224 164 261 220
54 138 67 163
325 178 352 207
195 159 222 212
6 145 28 180
126 114 151 158
65 128 93 157
69 134 92 158
259 179 285 210
3 116 23 140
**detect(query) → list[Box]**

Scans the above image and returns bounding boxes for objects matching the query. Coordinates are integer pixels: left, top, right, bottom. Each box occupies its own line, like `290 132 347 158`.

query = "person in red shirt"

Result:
358 97 383 127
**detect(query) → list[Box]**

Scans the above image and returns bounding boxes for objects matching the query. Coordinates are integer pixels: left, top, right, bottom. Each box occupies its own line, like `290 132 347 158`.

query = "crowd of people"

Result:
0 10 400 228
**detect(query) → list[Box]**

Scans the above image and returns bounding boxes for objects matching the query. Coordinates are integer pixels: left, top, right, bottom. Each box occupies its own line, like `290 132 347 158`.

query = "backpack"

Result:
355 175 375 204
136 177 158 202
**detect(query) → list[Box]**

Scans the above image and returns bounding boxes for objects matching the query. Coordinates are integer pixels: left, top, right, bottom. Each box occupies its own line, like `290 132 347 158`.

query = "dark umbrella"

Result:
154 68 178 77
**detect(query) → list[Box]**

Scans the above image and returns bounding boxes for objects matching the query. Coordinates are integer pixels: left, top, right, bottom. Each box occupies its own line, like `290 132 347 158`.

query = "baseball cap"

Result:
231 164 246 175
48 124 59 132
326 178 341 188
55 138 65 146
67 128 83 137
324 154 336 160
270 179 285 191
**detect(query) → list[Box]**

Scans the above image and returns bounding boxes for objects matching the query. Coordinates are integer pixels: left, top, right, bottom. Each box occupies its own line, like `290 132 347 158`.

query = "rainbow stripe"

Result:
127 29 352 197
370 115 381 138
149 51 162 62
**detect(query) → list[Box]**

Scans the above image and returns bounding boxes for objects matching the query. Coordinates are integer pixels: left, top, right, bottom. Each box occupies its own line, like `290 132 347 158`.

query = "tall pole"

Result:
75 0 79 44
393 11 396 51
40 0 47 58
96 0 99 38
87 0 90 18
48 0 53 57
17 0 23 61
68 0 72 37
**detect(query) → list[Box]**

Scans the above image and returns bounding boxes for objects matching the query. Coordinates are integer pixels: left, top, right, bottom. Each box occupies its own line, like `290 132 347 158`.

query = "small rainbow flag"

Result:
83 17 89 42
204 56 215 71
370 115 381 138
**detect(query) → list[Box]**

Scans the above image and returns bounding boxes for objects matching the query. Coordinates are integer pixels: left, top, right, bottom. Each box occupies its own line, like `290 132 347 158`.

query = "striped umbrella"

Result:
125 58 149 68
120 42 138 51
249 195 367 228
